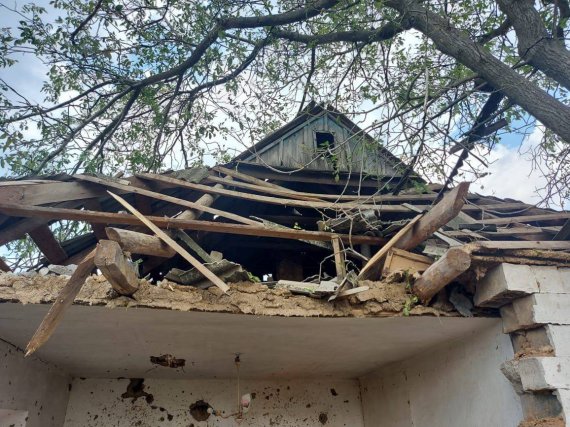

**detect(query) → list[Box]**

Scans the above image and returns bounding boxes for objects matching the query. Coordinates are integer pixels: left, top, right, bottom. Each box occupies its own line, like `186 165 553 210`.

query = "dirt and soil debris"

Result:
518 417 565 427
0 271 465 318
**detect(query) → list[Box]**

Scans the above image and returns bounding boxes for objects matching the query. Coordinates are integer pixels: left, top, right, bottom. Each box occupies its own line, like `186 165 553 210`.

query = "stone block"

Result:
517 357 570 391
501 294 570 333
475 263 538 308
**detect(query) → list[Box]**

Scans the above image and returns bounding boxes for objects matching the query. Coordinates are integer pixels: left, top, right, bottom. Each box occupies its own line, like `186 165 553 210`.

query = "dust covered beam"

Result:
105 227 176 257
0 202 386 245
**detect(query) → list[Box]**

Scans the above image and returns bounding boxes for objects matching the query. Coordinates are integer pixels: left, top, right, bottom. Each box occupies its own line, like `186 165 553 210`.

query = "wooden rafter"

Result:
0 202 386 245
28 225 68 265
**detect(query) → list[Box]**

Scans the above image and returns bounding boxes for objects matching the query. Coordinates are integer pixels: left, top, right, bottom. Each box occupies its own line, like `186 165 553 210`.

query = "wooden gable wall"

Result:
242 112 399 177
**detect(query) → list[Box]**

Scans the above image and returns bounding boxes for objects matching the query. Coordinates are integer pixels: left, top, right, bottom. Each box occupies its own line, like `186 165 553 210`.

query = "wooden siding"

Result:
244 112 398 176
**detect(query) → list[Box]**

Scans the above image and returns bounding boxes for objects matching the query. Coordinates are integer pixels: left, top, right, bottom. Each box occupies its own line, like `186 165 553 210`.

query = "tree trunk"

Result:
497 0 570 91
387 0 570 142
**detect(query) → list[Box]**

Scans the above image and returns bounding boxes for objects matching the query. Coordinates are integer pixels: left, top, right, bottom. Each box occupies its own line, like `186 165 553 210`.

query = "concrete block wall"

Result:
475 263 570 425
0 339 71 427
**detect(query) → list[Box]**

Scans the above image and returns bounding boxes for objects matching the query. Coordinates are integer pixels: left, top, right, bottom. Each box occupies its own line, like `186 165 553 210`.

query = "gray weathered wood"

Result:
106 227 176 258
107 191 230 293
25 249 96 356
94 240 140 295
412 246 472 304
28 225 68 265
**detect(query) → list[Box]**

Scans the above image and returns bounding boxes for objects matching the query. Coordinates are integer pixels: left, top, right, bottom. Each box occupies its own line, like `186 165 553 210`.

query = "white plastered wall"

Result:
63 378 364 427
0 339 70 427
359 320 523 427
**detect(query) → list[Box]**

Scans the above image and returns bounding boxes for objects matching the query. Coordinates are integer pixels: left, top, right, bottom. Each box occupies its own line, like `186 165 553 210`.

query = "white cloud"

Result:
471 127 552 206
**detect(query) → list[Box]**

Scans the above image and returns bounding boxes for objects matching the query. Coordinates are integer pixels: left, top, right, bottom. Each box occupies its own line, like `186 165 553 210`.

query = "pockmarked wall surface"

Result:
0 339 70 427
63 377 364 427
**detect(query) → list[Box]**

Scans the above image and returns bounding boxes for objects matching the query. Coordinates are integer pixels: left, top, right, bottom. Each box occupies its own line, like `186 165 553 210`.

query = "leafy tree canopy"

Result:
0 0 569 205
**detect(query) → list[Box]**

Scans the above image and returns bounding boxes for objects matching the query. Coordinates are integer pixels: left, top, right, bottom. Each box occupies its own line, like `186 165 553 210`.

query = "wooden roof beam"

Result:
0 202 386 245
28 225 68 265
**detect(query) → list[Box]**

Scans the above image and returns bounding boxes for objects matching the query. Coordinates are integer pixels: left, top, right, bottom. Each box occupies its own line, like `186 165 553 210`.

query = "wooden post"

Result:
331 236 346 279
25 249 96 356
105 227 176 258
94 240 140 295
412 247 472 304
107 191 230 293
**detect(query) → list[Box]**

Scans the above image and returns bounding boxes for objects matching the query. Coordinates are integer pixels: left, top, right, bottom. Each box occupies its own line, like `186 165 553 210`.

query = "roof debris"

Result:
0 163 568 355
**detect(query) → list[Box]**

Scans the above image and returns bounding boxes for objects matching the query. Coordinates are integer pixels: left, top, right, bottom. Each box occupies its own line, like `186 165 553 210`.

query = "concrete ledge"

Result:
501 294 570 333
517 357 570 392
547 325 570 357
475 264 538 308
476 264 570 308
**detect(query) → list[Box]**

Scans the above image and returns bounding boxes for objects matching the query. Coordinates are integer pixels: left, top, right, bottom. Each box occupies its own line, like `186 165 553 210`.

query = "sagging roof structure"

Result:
1 105 570 357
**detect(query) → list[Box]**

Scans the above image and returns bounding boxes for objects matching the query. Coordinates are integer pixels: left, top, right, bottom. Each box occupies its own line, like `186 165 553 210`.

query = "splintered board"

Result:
382 248 433 277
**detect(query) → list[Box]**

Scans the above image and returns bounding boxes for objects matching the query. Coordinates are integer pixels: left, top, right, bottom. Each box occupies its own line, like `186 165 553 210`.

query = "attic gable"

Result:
233 104 402 178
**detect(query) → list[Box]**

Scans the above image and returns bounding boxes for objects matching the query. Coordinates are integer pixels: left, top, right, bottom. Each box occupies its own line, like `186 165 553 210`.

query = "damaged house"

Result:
1 104 570 427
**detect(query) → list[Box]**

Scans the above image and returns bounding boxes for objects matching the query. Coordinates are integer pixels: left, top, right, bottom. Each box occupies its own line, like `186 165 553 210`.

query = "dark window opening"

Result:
315 131 335 151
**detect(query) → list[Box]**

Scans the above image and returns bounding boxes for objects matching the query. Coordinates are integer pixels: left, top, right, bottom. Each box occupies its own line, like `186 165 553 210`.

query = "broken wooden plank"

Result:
94 240 140 295
395 182 470 250
412 246 472 304
382 248 433 277
331 236 346 279
107 191 230 293
105 227 176 258
0 181 109 206
136 172 412 212
358 215 423 280
402 202 463 247
469 241 570 251
75 174 260 226
0 202 387 245
28 225 68 265
476 212 570 225
207 174 325 202
25 249 96 356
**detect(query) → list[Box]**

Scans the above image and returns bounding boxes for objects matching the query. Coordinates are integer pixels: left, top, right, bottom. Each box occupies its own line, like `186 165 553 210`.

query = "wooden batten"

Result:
107 191 230 293
94 240 140 295
74 174 260 226
0 202 386 245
